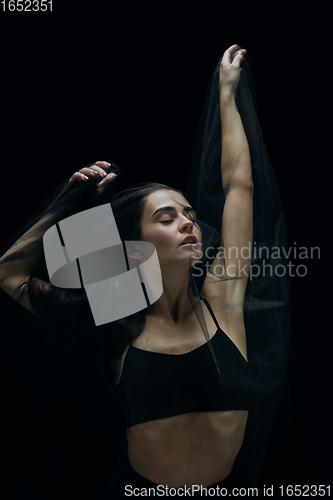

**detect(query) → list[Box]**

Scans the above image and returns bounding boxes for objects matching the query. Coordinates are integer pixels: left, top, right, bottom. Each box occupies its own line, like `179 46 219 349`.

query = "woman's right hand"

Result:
69 161 117 185
69 160 119 205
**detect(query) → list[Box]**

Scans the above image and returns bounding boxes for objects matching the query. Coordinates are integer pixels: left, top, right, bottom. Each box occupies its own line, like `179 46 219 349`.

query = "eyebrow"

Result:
151 205 196 218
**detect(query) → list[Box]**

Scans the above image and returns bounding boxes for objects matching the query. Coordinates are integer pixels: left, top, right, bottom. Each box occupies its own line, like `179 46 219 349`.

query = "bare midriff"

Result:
127 410 248 487
115 299 249 487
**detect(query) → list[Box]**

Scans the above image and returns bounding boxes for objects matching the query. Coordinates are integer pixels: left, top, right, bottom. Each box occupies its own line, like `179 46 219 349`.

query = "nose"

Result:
179 216 194 233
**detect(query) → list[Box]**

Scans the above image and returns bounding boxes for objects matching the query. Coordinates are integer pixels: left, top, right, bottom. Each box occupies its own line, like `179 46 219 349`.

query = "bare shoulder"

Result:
200 285 248 361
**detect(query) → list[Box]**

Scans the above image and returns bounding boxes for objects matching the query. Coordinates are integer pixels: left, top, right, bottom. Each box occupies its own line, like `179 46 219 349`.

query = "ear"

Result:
126 242 144 260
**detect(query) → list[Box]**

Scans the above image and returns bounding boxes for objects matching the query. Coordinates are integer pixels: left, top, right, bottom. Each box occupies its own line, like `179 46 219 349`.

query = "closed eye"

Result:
160 213 196 224
159 209 196 225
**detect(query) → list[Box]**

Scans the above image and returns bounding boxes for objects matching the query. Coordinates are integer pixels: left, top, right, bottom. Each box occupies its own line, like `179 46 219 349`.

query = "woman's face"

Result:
140 190 202 268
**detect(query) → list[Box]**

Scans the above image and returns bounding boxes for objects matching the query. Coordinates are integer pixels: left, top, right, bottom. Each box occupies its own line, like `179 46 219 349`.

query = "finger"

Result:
229 44 240 55
232 50 245 68
79 167 105 179
94 161 112 169
69 171 89 183
85 166 108 178
222 44 239 65
92 161 114 177
231 47 245 62
98 171 117 187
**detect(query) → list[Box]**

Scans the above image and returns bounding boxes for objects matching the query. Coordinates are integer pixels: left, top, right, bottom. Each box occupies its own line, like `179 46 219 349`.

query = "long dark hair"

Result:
22 182 191 358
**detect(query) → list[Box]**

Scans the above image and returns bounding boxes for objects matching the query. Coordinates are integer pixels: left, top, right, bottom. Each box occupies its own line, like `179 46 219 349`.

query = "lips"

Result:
180 235 198 246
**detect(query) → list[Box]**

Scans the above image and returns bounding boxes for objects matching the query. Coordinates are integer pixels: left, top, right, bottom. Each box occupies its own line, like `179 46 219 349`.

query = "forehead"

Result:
143 189 190 213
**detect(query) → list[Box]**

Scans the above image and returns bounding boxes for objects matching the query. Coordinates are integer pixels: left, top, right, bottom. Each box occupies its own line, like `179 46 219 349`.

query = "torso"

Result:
113 299 248 487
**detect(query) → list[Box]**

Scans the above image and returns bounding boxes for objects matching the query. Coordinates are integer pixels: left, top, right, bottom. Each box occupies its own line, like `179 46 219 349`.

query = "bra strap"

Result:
200 296 221 331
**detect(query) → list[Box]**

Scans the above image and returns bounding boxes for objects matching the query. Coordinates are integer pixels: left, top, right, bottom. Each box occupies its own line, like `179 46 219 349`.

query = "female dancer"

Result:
0 45 290 497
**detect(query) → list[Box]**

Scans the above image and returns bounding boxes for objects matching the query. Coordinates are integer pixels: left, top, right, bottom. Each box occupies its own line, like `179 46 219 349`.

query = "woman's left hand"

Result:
219 44 246 97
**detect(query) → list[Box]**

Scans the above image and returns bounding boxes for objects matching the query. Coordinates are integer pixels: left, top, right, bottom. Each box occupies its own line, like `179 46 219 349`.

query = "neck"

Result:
146 265 193 324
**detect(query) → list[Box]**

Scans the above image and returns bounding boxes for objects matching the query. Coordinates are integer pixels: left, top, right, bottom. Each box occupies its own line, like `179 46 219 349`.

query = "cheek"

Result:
142 227 173 249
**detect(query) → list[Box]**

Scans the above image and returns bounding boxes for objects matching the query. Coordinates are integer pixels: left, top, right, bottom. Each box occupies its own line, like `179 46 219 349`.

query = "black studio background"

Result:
0 5 328 494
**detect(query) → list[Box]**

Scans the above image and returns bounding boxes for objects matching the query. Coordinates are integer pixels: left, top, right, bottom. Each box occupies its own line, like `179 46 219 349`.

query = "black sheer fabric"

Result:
186 55 300 486
0 165 125 499
0 52 298 498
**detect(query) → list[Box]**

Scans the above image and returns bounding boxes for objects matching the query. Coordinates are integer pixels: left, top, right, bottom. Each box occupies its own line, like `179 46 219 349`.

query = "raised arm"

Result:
220 46 252 191
219 45 253 276
206 44 253 281
202 46 253 323
0 162 116 311
199 45 253 360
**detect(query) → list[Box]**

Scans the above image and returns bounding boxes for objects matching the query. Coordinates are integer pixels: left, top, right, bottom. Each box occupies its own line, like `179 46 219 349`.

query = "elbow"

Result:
242 176 254 192
224 159 254 193
242 167 254 193
243 181 254 197
241 174 254 193
228 178 254 194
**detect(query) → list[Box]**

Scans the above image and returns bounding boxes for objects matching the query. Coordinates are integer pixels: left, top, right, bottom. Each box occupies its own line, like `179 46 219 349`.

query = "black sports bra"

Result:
116 297 252 429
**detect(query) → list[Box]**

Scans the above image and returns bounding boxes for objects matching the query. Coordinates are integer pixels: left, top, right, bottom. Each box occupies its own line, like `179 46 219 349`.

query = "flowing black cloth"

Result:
186 54 306 486
0 53 302 499
0 166 125 499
